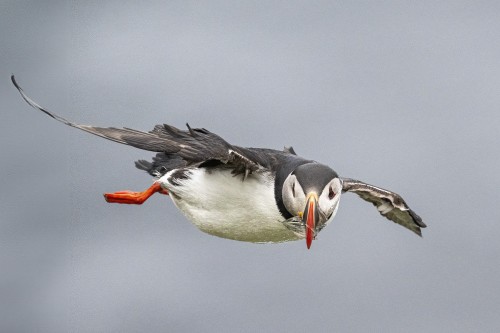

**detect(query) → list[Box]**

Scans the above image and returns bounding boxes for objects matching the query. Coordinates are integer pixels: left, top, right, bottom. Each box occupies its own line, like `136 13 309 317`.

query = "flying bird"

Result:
11 75 425 249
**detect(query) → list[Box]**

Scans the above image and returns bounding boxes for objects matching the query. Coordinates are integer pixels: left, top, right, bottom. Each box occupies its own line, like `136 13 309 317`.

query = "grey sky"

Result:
2 1 500 332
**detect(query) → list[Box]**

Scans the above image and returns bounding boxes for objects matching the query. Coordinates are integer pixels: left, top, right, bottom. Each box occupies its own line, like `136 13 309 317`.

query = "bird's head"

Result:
282 163 342 249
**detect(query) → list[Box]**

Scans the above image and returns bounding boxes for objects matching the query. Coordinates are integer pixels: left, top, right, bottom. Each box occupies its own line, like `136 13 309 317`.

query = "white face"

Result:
317 177 343 223
282 174 342 225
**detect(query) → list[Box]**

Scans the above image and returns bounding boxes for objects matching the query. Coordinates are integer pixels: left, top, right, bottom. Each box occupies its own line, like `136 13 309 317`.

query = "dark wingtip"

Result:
11 74 19 89
409 209 426 228
408 209 425 237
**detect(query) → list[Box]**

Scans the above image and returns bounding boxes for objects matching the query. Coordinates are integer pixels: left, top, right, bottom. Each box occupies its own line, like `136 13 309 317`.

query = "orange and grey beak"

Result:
302 193 319 249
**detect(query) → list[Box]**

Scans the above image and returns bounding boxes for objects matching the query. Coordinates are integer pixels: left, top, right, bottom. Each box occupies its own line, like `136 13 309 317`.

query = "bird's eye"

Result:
292 182 296 197
328 186 336 200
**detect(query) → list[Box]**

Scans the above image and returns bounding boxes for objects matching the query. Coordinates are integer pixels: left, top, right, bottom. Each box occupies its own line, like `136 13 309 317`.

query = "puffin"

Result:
11 75 425 249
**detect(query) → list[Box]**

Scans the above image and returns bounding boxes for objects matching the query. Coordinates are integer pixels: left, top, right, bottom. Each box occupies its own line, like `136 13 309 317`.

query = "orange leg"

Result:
103 182 168 205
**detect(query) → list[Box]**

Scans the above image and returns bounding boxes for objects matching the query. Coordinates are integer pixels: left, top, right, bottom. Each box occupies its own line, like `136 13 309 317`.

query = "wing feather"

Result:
341 177 426 236
11 75 267 176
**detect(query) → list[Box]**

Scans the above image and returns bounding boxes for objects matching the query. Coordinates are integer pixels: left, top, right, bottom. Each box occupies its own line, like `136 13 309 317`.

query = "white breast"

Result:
158 168 300 243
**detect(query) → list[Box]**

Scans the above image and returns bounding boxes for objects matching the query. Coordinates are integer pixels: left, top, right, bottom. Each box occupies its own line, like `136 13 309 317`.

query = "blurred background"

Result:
1 1 500 332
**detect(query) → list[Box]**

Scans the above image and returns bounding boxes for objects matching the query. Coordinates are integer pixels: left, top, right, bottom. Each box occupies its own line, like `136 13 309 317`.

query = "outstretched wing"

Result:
11 75 266 177
341 178 426 236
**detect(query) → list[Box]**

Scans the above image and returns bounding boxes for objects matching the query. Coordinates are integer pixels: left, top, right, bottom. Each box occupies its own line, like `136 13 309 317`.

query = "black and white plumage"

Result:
12 75 426 249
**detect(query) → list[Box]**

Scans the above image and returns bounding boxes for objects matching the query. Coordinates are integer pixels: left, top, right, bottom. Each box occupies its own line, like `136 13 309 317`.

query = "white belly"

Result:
158 168 300 243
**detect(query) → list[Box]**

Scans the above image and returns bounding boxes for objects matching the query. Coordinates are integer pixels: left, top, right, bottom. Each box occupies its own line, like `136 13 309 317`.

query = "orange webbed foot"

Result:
103 183 168 205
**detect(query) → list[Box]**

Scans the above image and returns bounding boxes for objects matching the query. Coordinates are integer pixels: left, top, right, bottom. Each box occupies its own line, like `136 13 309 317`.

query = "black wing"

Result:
12 75 276 177
341 178 426 236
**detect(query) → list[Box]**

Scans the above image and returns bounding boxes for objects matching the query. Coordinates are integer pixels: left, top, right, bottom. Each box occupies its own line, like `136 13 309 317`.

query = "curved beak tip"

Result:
306 236 312 249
